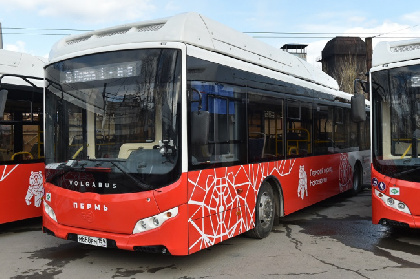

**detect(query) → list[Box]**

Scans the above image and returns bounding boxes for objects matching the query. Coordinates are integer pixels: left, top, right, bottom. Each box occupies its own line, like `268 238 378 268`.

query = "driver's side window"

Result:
189 81 246 169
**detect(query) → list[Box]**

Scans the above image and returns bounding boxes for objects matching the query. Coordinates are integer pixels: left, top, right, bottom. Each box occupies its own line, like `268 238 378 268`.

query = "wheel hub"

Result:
260 193 273 226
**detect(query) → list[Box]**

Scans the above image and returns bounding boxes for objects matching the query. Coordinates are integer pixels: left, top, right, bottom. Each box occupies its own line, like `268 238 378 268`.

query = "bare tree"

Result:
326 54 367 97
321 37 368 98
332 54 369 99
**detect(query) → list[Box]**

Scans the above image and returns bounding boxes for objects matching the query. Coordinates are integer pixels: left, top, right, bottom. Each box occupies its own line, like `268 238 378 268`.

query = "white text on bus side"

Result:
69 180 117 189
73 202 108 211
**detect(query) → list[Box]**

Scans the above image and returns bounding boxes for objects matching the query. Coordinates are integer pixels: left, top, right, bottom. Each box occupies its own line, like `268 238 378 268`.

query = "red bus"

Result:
371 39 420 228
42 13 370 255
0 49 45 224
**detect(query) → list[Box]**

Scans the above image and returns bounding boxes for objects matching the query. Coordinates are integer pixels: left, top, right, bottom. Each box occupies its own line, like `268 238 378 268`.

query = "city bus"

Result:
0 49 45 224
371 39 420 228
42 12 370 255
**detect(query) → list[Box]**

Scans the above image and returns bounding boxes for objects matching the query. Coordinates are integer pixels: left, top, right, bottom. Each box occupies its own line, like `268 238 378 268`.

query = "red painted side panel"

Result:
0 163 44 224
187 153 353 254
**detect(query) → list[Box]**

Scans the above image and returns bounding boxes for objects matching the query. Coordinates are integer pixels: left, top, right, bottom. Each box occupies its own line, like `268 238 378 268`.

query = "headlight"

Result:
375 189 411 214
133 207 178 234
44 201 57 222
398 202 406 210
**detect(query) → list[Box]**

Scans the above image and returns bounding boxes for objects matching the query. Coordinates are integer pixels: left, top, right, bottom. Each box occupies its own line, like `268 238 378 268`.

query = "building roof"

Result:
322 37 366 59
281 44 308 50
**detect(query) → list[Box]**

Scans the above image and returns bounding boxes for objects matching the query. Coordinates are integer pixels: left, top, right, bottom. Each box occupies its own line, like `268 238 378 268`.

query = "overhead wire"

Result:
245 24 420 39
2 33 73 36
373 24 419 38
0 27 94 36
2 27 93 31
1 25 420 38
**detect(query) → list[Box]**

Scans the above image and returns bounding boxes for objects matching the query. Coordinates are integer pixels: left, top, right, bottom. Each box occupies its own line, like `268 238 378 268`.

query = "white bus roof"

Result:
0 49 46 87
49 12 339 91
372 38 420 68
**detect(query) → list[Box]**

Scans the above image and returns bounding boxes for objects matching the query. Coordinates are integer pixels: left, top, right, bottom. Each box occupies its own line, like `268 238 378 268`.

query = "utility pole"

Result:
365 37 372 74
365 37 372 100
0 22 3 49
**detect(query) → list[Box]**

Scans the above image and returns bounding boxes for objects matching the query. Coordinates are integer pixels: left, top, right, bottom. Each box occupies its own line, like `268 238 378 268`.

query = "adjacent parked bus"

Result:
371 39 420 228
42 13 370 255
0 49 45 224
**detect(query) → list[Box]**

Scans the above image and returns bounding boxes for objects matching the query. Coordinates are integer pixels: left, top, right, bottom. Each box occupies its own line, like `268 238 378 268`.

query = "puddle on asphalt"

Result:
29 242 91 268
112 264 176 278
9 242 93 279
279 191 420 267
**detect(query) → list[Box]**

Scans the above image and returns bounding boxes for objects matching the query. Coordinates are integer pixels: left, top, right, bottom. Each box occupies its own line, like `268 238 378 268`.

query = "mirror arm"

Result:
190 88 203 114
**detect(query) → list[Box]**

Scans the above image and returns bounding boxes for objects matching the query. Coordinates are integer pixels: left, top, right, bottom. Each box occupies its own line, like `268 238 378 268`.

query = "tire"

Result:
246 182 275 239
350 164 363 195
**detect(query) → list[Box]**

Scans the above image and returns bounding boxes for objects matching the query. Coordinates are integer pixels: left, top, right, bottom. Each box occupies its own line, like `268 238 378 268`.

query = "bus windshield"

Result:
44 49 182 192
371 64 420 182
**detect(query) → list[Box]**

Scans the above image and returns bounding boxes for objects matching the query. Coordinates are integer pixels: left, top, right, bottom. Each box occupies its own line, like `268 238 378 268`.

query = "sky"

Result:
1 0 420 68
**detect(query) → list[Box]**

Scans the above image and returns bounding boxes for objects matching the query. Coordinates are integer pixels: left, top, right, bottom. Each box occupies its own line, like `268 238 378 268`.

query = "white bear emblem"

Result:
297 165 308 200
25 171 44 207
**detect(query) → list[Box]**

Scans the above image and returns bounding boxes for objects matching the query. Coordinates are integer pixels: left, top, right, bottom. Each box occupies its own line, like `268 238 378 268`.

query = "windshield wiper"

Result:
86 158 153 191
394 166 420 178
46 160 84 183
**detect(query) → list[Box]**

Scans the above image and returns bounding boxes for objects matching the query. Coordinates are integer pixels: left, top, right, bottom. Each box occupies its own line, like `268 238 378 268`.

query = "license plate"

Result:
77 234 107 248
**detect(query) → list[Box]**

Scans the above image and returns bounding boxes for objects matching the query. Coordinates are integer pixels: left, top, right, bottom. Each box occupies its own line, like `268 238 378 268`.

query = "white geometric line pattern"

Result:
339 153 353 192
0 164 19 182
187 159 296 253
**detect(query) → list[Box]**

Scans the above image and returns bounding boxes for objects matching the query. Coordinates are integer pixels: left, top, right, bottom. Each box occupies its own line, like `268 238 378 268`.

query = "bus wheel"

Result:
350 164 363 195
246 182 275 239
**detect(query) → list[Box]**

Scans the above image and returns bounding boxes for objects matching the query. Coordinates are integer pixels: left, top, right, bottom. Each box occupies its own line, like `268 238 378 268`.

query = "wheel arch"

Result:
350 159 364 195
354 159 363 184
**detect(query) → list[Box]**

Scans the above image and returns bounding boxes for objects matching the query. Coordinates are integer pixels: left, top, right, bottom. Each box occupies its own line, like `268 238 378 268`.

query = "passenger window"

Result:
248 93 284 162
334 107 347 152
286 101 312 158
314 104 333 155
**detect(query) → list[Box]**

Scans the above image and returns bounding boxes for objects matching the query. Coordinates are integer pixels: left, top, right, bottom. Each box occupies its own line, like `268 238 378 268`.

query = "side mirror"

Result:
191 110 210 145
351 79 367 122
0 89 8 119
351 93 366 122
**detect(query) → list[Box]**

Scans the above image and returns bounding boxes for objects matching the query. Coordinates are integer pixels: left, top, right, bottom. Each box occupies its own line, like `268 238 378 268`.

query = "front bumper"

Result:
42 203 189 255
